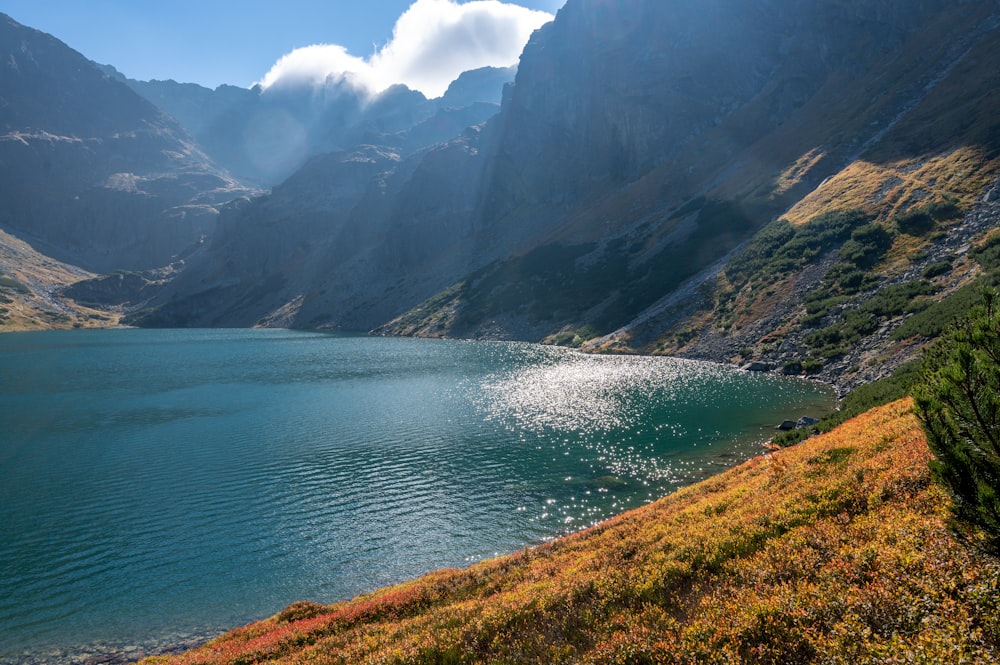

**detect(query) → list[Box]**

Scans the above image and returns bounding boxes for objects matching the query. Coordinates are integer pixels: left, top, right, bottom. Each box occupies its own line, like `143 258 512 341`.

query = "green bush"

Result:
893 277 1000 342
0 276 30 294
724 210 869 289
894 199 961 236
895 209 935 236
913 289 1000 547
970 232 1000 273
838 223 893 269
922 259 953 279
859 280 938 318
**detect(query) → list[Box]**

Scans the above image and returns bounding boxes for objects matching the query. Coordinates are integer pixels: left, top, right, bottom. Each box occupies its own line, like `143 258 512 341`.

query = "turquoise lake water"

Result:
0 329 835 661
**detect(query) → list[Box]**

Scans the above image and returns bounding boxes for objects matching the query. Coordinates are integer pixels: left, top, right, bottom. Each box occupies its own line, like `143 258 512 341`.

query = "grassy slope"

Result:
142 399 1000 664
0 228 118 331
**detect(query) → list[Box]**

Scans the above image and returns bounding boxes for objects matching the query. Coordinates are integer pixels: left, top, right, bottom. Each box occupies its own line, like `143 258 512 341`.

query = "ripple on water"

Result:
0 331 834 660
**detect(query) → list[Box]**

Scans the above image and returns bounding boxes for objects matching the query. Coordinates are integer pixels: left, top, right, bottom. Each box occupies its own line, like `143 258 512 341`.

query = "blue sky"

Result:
1 0 565 93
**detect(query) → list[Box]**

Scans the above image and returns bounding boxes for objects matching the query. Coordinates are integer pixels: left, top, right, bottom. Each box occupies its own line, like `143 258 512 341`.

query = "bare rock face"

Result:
0 13 254 273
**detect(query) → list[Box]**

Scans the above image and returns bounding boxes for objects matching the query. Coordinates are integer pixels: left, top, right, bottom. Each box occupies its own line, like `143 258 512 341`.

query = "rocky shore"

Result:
1 630 219 665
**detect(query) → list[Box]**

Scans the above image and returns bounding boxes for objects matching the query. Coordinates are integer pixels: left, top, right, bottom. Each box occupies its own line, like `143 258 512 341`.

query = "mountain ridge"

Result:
4 0 1000 394
119 65 514 186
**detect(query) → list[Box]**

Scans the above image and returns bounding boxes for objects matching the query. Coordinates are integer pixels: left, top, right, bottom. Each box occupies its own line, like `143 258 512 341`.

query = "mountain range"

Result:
1 0 1000 394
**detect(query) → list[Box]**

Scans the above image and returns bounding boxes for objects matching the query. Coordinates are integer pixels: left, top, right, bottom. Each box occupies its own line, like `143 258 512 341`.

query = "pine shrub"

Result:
914 289 1000 547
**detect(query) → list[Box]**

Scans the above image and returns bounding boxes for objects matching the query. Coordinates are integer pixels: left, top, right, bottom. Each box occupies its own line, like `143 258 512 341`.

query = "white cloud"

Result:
257 0 552 98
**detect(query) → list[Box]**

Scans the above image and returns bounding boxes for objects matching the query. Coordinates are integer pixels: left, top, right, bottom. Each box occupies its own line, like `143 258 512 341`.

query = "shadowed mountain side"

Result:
135 134 491 329
0 13 255 274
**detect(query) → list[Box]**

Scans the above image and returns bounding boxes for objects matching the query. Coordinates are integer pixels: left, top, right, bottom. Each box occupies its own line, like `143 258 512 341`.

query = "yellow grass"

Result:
784 147 997 227
0 228 118 331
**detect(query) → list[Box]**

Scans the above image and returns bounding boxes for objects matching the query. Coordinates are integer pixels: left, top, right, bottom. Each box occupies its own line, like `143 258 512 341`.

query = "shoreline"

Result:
0 631 218 665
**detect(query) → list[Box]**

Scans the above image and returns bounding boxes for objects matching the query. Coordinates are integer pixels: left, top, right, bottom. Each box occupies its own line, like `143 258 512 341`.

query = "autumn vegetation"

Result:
141 398 1000 664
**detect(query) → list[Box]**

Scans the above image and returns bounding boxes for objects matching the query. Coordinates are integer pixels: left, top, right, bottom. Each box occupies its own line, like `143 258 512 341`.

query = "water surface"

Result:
0 329 834 661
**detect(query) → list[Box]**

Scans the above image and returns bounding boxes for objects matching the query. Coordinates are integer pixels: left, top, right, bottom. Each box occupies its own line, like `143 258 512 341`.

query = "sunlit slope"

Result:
0 228 117 330
142 399 1000 664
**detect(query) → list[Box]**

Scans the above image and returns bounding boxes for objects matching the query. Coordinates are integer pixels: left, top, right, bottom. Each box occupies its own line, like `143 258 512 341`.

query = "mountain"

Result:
0 14 254 277
132 130 492 329
438 65 516 108
132 0 1000 395
378 0 1000 391
122 67 515 185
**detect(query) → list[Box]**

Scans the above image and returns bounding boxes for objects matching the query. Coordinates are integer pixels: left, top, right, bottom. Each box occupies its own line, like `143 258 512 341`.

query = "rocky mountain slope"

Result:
0 14 256 276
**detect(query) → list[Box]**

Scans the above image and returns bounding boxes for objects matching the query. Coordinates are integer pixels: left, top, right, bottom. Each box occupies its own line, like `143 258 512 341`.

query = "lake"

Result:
0 329 835 662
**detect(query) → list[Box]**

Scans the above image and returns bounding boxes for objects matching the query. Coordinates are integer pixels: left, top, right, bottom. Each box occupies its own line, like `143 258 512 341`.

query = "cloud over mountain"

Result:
257 0 552 98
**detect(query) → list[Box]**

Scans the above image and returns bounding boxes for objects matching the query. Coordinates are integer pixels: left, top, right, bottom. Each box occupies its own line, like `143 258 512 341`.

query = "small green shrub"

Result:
895 199 961 236
860 280 938 318
922 260 953 279
913 289 1000 548
893 276 999 341
0 276 30 294
724 210 869 289
970 232 1000 273
895 210 935 236
838 223 893 269
801 357 824 374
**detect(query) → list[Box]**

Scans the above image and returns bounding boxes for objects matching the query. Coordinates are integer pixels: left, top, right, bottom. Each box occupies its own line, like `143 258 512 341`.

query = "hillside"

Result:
0 227 118 330
139 399 1000 664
